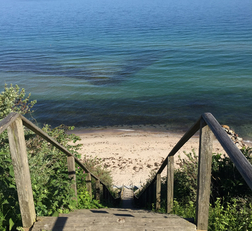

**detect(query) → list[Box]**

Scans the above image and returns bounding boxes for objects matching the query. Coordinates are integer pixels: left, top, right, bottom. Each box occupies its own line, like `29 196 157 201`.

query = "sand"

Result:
71 126 227 187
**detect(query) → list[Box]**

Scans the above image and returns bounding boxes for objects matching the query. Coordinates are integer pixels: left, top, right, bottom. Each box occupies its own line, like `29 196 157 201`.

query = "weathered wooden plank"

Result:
21 115 121 202
7 117 36 228
86 173 92 198
196 120 213 230
67 156 77 201
156 173 161 210
136 117 201 199
167 155 174 213
20 115 100 180
0 112 20 134
96 179 100 201
202 112 252 190
158 116 201 174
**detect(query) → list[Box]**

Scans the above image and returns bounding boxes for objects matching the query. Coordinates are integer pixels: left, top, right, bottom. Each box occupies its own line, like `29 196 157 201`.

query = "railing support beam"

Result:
7 117 36 228
167 155 174 213
67 156 77 202
86 173 92 198
196 120 213 230
156 174 161 210
96 179 100 201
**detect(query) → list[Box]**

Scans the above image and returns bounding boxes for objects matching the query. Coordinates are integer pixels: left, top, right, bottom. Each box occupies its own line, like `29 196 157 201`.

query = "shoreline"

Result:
69 125 247 187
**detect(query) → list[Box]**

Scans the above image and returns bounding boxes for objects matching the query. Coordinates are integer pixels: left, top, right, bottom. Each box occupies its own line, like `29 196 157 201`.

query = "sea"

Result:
0 0 252 138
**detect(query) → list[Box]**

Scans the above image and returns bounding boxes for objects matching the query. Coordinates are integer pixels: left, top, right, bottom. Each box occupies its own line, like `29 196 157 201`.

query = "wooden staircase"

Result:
32 208 196 231
32 187 196 231
1 113 252 231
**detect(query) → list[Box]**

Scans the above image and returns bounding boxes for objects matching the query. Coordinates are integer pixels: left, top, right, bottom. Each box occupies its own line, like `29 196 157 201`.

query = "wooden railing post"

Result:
7 117 36 228
156 174 161 210
86 173 92 198
167 155 174 213
96 179 100 201
196 119 213 230
67 156 77 201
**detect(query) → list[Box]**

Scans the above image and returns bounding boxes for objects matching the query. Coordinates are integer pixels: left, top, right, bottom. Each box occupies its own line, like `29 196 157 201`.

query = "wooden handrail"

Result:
0 112 119 229
202 113 252 189
135 112 252 230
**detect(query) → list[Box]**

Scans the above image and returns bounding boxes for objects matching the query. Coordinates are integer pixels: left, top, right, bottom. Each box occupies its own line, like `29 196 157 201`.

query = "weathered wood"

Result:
156 173 161 210
0 112 20 135
196 120 213 230
20 115 99 180
86 173 92 198
7 117 36 228
96 179 100 201
202 112 252 190
167 155 174 213
67 156 77 201
32 208 197 231
157 116 201 174
136 117 201 199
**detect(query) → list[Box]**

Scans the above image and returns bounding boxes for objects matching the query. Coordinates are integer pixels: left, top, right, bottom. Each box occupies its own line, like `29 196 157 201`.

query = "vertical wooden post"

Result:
156 174 161 210
96 179 100 201
67 156 77 201
7 117 36 228
86 173 92 198
196 120 213 230
167 155 174 213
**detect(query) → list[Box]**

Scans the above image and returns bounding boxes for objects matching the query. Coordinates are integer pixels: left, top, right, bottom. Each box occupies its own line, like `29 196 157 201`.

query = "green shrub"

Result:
170 148 252 229
0 84 113 230
172 198 252 231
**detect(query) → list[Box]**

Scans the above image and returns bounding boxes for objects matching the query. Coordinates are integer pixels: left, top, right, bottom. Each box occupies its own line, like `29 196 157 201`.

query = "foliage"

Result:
211 148 252 203
173 148 252 205
171 148 252 229
141 146 252 229
174 150 198 204
82 155 113 188
172 198 252 231
0 84 113 230
0 84 36 119
0 152 21 230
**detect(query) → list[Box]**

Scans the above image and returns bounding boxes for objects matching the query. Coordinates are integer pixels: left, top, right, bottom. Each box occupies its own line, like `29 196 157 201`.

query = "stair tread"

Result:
32 208 196 231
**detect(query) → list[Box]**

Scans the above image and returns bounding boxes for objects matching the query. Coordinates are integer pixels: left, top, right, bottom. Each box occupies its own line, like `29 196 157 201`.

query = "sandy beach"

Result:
71 125 229 187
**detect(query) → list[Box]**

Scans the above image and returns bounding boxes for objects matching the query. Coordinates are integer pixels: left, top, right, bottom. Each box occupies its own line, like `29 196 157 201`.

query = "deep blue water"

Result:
0 0 252 137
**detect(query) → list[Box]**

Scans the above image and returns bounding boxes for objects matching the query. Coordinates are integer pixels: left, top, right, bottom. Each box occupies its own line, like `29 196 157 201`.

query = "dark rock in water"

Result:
222 125 247 149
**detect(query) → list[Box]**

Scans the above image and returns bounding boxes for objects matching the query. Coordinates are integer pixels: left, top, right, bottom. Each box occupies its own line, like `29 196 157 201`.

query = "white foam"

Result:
116 129 135 132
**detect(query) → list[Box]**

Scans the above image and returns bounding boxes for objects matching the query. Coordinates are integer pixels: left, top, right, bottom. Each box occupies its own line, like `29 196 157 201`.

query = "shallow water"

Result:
0 0 252 138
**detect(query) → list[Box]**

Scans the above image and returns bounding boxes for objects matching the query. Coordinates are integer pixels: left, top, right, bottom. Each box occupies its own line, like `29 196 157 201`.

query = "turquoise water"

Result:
0 0 252 137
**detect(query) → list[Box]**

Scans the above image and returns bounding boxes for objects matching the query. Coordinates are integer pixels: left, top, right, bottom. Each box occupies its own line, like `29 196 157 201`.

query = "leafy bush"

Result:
173 148 252 205
172 198 252 231
167 148 252 229
0 84 113 230
0 84 36 119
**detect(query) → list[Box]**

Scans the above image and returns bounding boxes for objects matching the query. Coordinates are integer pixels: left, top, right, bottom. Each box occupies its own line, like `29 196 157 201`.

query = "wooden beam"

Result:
86 173 92 198
167 155 174 213
202 112 252 190
96 179 100 201
156 173 161 210
196 120 213 230
21 115 99 181
67 156 77 202
7 117 36 228
0 112 20 134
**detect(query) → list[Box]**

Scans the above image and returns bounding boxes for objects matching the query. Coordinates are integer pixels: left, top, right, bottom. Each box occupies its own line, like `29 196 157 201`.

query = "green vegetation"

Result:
0 84 113 230
155 149 252 230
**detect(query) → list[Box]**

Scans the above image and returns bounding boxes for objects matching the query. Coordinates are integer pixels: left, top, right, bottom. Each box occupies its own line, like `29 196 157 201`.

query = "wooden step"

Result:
32 208 196 231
